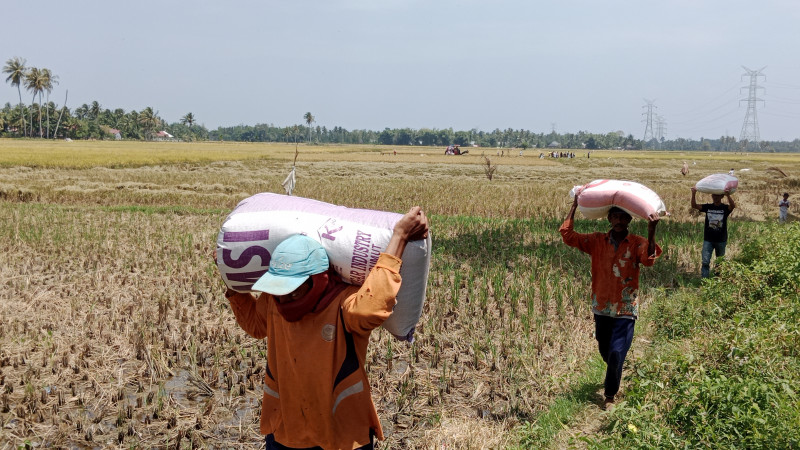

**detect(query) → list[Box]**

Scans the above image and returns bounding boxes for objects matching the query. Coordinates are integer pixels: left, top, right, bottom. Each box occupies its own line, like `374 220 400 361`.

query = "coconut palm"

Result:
24 67 45 137
2 57 27 136
293 124 302 143
40 68 58 138
304 112 314 143
3 104 27 134
74 104 88 120
181 112 195 127
109 108 125 128
89 101 101 121
123 111 141 139
137 107 161 140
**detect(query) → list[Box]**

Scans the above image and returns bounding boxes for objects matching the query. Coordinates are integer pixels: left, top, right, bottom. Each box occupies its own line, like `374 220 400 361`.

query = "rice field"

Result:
1 139 798 448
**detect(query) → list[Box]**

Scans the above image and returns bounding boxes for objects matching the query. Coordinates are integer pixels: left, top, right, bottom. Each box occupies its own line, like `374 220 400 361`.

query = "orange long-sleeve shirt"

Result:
227 253 402 449
559 216 661 318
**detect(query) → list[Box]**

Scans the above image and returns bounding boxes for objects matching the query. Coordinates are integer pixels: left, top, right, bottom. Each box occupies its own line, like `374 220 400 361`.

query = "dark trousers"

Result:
594 314 635 399
266 433 374 450
701 240 727 278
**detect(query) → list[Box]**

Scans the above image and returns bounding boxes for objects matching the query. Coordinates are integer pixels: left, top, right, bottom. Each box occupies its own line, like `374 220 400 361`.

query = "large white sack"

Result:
570 179 668 220
695 173 738 194
216 193 432 341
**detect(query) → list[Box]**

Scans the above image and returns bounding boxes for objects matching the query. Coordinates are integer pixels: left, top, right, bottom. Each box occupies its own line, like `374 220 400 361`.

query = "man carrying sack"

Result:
223 207 428 449
560 194 661 409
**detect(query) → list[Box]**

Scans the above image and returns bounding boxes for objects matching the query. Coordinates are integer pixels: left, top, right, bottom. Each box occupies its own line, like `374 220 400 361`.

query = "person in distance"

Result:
690 186 735 278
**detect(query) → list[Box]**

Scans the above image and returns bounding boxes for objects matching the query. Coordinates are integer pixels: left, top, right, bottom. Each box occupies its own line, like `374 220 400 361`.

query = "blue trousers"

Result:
701 240 727 278
594 314 635 400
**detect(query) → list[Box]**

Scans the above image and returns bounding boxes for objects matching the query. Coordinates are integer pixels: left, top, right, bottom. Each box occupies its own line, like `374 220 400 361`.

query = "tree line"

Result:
4 57 799 151
210 124 800 152
210 123 643 150
2 57 207 141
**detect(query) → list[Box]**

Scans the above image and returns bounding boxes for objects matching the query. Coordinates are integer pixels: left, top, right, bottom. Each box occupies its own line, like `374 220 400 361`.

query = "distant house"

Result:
101 126 122 140
155 130 174 141
548 141 561 148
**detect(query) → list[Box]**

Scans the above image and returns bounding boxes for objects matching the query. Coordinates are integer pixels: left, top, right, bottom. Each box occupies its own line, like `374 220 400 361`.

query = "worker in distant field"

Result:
691 187 736 278
560 194 661 410
779 193 790 223
222 207 428 449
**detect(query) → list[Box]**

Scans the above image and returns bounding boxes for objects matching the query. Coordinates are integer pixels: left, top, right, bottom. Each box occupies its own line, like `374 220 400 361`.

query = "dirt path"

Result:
548 334 652 448
549 404 608 449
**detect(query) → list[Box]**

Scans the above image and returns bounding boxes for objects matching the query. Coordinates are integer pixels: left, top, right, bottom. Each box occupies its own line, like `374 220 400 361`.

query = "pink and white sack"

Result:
570 179 668 220
216 193 432 341
695 174 738 195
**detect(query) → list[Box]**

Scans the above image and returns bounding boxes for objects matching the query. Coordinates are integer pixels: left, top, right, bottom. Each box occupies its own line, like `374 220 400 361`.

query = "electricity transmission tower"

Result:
655 115 667 148
641 99 656 147
739 66 766 149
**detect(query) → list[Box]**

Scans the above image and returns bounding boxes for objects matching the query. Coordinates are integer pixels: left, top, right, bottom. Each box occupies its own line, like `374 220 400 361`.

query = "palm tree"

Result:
89 101 101 121
292 124 302 144
40 68 58 138
303 112 314 143
2 57 27 136
60 114 79 139
74 103 89 120
137 107 161 140
109 108 125 128
24 67 45 137
123 110 141 139
181 112 195 127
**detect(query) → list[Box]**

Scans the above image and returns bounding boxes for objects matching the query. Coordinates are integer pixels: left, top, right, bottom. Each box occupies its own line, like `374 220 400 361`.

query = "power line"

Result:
762 110 800 119
669 82 740 117
765 80 800 90
669 101 739 126
764 97 800 105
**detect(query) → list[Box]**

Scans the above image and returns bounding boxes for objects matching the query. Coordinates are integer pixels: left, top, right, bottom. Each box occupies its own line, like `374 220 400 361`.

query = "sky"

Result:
3 0 800 141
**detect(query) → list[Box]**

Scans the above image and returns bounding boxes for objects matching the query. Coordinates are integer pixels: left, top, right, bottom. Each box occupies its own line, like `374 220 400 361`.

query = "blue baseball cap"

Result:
252 235 330 296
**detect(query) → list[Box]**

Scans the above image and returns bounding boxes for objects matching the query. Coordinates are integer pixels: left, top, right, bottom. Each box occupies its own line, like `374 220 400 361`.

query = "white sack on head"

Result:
695 173 738 195
570 179 668 220
216 193 432 342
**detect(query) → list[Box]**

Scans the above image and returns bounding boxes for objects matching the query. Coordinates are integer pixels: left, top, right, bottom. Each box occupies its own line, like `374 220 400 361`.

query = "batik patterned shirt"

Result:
560 217 661 319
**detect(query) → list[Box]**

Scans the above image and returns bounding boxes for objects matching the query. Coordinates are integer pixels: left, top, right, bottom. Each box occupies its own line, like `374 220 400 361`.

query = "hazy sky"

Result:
4 1 800 140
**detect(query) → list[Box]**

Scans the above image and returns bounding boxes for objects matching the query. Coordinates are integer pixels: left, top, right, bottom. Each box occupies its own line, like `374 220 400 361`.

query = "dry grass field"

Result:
1 139 799 448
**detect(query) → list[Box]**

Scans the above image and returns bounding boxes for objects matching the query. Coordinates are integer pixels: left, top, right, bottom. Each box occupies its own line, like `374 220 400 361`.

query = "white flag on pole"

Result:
282 167 296 196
